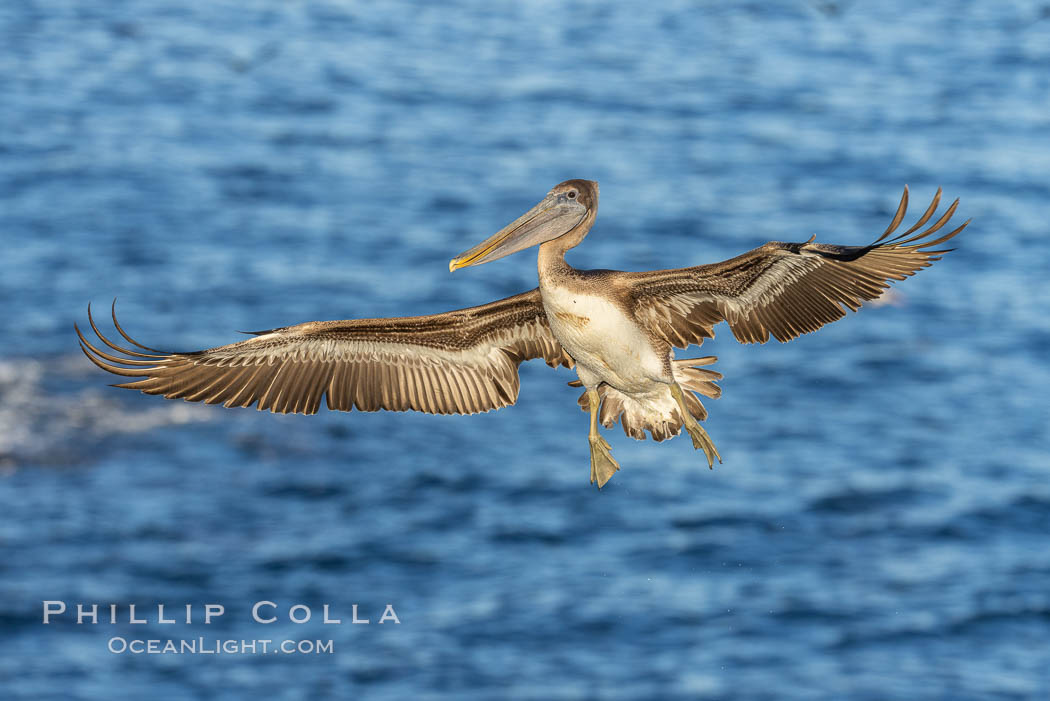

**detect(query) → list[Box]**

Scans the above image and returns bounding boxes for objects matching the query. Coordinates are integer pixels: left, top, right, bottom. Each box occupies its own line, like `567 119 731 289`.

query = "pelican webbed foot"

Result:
682 420 721 469
670 383 722 469
589 433 621 488
586 387 621 488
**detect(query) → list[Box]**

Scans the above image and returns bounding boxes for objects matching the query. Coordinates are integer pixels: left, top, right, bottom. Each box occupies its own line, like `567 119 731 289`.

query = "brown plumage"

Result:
77 290 572 417
77 181 967 488
625 186 965 347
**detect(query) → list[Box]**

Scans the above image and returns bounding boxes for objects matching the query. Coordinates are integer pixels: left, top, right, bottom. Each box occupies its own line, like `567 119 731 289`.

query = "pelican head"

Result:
449 179 598 272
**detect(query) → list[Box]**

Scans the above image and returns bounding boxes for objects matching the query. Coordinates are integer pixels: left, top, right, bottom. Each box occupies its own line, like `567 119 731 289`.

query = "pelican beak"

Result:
449 192 586 271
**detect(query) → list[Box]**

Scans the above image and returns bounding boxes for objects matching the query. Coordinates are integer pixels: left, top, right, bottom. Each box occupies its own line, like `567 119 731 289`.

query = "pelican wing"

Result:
626 187 968 346
77 290 573 416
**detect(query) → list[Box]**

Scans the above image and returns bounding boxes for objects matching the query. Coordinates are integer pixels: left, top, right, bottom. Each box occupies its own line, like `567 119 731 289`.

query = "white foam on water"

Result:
0 355 212 468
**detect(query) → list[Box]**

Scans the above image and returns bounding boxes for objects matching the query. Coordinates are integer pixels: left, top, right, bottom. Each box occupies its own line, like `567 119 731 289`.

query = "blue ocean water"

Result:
2 1 1049 698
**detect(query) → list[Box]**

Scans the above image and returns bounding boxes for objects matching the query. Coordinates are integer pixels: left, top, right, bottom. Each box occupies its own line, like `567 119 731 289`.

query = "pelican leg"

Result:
586 388 620 488
670 383 722 469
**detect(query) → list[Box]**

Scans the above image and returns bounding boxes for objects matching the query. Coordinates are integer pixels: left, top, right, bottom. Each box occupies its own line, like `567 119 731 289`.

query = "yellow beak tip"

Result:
448 259 458 273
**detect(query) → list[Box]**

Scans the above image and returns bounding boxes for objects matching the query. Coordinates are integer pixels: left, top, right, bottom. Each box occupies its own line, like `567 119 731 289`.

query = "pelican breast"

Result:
540 280 667 392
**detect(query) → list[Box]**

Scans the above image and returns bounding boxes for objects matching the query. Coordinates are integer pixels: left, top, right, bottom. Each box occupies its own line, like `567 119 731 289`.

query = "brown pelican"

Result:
77 180 967 488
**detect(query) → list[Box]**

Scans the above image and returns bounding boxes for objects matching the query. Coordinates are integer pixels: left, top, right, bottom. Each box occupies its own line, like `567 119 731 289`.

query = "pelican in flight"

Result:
78 180 967 488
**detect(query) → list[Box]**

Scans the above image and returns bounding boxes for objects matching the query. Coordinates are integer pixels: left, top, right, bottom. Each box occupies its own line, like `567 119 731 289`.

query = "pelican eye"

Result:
567 191 577 199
